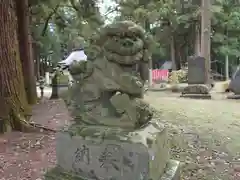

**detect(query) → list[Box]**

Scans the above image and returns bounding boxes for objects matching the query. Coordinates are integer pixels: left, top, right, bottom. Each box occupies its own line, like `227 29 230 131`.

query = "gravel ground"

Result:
145 92 240 180
1 89 240 180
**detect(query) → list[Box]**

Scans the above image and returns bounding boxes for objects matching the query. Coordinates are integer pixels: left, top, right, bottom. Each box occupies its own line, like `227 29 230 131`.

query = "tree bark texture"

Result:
170 36 176 70
33 42 40 80
0 0 30 133
16 0 37 104
201 0 211 84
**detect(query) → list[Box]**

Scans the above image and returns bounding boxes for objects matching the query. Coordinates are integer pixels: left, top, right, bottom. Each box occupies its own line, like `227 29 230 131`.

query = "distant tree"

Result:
113 0 240 73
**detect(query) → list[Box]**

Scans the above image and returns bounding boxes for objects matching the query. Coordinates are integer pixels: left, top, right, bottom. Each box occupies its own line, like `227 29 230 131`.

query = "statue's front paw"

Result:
120 74 143 89
135 99 153 126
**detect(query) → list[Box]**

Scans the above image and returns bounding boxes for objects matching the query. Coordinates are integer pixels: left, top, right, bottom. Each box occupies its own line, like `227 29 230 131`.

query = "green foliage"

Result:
30 0 240 72
168 70 187 84
113 0 240 67
30 0 104 68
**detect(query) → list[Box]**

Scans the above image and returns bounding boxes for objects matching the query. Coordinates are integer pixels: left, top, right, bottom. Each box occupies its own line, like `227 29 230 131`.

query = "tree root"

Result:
29 122 57 133
6 103 58 134
19 117 57 134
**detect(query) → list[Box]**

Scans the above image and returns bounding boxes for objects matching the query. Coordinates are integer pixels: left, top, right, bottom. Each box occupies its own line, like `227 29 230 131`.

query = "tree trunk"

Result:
225 55 229 80
225 29 229 80
0 0 30 133
142 19 153 87
148 57 153 87
40 60 45 77
171 36 176 70
33 43 40 80
201 0 211 84
50 73 59 99
175 44 182 70
16 0 37 104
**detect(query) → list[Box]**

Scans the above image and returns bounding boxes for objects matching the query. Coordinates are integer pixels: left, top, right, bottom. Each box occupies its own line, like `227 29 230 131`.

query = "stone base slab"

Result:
44 160 181 180
181 84 210 95
54 120 169 180
227 94 240 99
180 93 211 99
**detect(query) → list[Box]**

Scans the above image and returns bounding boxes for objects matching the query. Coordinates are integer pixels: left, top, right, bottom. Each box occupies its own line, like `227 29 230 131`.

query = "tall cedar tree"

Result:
16 0 37 104
0 0 30 133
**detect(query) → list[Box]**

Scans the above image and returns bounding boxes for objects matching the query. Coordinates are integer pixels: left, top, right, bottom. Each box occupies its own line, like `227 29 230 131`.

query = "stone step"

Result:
160 160 180 180
180 94 211 99
44 159 180 180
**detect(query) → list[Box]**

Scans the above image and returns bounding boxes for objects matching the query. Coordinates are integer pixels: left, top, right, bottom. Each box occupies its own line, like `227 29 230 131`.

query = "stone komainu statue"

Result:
68 21 153 129
45 21 181 180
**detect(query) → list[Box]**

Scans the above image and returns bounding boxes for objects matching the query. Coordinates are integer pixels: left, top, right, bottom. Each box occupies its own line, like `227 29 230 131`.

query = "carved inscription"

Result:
74 145 90 164
98 144 134 173
72 144 90 172
99 144 123 172
70 143 135 179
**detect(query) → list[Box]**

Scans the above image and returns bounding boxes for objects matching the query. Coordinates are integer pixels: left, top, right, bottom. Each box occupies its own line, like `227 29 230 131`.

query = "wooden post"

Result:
148 58 153 87
200 0 211 84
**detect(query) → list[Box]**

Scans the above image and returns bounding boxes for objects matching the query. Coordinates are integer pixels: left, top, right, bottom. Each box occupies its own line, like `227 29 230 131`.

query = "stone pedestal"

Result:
180 56 212 99
45 120 180 180
180 84 211 99
228 66 240 99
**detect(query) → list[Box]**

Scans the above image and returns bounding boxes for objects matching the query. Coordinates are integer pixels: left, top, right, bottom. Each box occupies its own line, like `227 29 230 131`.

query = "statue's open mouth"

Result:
104 36 144 66
104 36 144 56
105 51 143 66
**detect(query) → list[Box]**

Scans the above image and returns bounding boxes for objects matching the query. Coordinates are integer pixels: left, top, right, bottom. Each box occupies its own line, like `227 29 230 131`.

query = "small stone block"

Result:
182 84 210 95
227 94 240 99
229 66 240 94
180 94 211 99
160 160 180 180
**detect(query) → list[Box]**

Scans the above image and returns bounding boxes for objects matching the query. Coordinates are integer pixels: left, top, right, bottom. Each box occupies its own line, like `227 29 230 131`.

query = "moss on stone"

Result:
45 167 85 180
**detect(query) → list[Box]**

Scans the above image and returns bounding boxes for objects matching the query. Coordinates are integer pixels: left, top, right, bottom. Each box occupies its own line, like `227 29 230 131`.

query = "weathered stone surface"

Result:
171 84 186 93
45 21 180 180
160 160 180 180
188 56 206 84
65 21 154 129
55 120 169 180
180 93 211 99
182 84 210 94
181 56 212 99
181 84 211 99
228 66 240 94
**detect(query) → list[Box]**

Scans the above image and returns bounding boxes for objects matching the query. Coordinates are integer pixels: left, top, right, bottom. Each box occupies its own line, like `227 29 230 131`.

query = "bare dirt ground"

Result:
0 99 71 180
145 91 240 180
